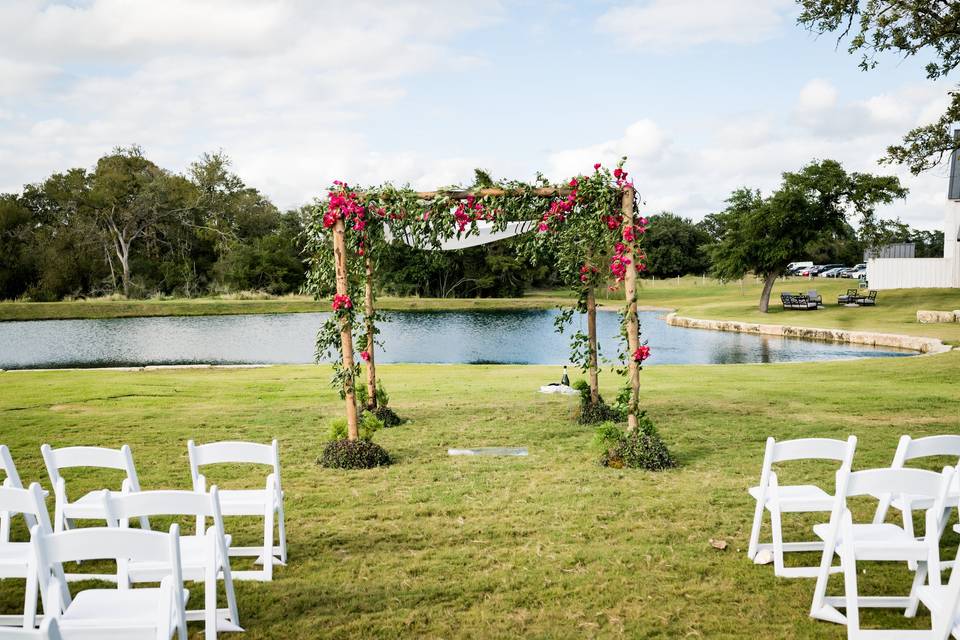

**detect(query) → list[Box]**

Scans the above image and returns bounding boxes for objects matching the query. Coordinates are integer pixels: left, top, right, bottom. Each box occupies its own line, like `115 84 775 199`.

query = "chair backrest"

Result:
40 444 143 493
892 435 960 467
768 436 857 464
869 290 877 299
0 445 25 489
103 487 226 538
0 618 62 640
847 289 857 296
0 483 52 536
188 440 281 490
843 467 950 505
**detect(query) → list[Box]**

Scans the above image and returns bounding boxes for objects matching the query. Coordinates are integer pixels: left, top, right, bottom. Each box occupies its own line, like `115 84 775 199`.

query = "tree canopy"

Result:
707 159 907 312
797 0 960 173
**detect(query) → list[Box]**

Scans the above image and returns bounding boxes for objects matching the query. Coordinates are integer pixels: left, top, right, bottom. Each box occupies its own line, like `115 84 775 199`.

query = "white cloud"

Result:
548 80 954 231
596 0 793 51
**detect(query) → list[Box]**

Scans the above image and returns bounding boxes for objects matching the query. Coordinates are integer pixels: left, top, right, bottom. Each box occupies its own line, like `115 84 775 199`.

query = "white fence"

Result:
866 257 958 290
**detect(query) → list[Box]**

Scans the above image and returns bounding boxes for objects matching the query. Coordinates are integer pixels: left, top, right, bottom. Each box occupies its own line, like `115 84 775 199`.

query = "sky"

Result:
0 0 955 230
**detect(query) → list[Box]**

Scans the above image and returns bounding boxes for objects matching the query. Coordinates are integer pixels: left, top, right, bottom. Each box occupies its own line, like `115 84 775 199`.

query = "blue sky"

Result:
0 0 954 229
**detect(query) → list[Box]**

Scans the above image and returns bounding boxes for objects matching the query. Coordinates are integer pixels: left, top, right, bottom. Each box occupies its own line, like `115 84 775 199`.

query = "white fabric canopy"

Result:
386 220 536 251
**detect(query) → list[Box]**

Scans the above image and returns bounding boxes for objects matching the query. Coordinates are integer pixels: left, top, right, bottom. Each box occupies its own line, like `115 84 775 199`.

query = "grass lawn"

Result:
2 353 960 638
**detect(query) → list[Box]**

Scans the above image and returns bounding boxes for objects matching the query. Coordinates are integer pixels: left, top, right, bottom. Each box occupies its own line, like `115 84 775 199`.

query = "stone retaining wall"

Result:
917 310 960 324
665 313 951 355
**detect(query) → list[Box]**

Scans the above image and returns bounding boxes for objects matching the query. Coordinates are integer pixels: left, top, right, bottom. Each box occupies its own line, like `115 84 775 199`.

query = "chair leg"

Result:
747 499 764 560
842 549 860 635
770 506 785 576
263 505 274 581
810 538 839 621
277 502 287 564
223 560 240 631
205 564 217 640
906 561 929 618
902 507 918 571
23 565 38 629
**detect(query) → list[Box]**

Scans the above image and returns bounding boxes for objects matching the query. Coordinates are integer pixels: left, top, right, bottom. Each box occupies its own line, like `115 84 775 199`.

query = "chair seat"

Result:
62 490 114 519
217 489 281 516
127 534 231 581
60 586 187 632
749 484 833 511
882 481 960 512
814 522 927 559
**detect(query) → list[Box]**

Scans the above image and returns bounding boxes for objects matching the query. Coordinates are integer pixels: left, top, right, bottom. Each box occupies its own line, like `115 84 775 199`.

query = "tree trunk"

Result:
758 272 777 313
118 243 131 298
364 254 378 410
621 187 641 432
332 218 359 440
586 283 600 405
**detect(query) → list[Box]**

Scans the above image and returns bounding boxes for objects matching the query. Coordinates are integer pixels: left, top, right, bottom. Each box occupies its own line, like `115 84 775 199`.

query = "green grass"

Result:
4 277 959 344
2 356 960 638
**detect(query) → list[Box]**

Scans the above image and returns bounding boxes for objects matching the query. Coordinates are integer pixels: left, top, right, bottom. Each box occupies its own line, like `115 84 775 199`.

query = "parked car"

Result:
821 267 847 278
799 266 819 277
815 264 844 277
787 261 813 274
840 263 866 278
848 266 867 279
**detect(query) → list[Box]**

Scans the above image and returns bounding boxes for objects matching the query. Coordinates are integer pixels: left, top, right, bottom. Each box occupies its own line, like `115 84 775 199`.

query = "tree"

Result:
642 212 711 277
708 159 906 312
88 146 191 297
797 1 960 173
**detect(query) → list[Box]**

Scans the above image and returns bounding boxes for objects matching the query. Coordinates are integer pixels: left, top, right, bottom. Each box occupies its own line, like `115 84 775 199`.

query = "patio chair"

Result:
40 444 149 534
873 435 960 570
103 488 242 639
780 293 793 310
0 483 61 629
30 522 188 640
838 289 859 304
747 436 857 578
810 466 954 634
916 543 960 640
857 290 878 306
807 290 823 306
188 440 286 581
0 619 62 640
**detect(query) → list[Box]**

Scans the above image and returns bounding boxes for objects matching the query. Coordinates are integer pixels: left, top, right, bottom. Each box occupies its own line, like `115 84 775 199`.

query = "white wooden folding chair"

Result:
873 435 960 570
915 530 960 640
747 435 857 577
0 618 63 640
810 466 954 637
188 440 285 581
0 483 61 629
29 521 188 640
1 446 43 540
103 488 242 639
40 444 149 533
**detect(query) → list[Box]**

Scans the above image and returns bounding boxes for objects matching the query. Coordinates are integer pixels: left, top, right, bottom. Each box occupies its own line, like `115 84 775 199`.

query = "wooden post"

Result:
621 187 641 432
364 254 378 410
586 282 600 405
332 218 359 439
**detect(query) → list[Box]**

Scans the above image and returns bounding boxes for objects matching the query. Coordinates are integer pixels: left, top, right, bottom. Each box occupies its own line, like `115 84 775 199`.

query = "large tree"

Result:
708 159 906 312
798 0 960 173
642 212 711 277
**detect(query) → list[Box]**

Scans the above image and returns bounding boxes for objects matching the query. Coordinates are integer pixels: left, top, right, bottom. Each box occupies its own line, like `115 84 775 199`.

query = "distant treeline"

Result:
0 147 943 301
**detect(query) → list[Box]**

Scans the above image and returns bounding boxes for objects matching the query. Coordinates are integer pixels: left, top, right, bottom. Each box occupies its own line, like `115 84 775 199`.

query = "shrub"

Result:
356 382 403 427
356 381 390 408
372 405 402 428
327 413 383 442
598 413 676 471
319 438 391 469
574 379 624 424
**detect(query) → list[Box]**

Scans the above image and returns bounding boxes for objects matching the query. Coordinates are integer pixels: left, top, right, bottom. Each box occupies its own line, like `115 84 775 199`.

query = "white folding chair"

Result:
873 435 960 570
0 483 61 629
916 531 960 640
188 440 285 581
40 444 149 533
1 446 44 539
810 466 954 637
0 618 63 640
103 488 242 639
747 436 857 577
29 522 188 640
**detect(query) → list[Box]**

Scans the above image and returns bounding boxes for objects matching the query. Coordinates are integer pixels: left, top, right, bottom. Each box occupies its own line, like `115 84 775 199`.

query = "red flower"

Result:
633 346 651 362
613 168 623 179
569 178 578 188
594 163 601 171
360 350 370 362
332 294 353 311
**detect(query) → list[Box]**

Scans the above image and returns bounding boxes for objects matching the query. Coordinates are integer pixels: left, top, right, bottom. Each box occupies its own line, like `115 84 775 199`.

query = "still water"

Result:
0 310 913 369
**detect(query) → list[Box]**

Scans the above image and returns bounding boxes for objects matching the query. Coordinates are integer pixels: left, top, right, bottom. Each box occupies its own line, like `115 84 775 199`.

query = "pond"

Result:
0 310 913 369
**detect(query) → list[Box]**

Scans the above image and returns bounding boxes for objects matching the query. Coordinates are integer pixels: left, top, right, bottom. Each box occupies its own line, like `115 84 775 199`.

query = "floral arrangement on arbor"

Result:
304 160 652 447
